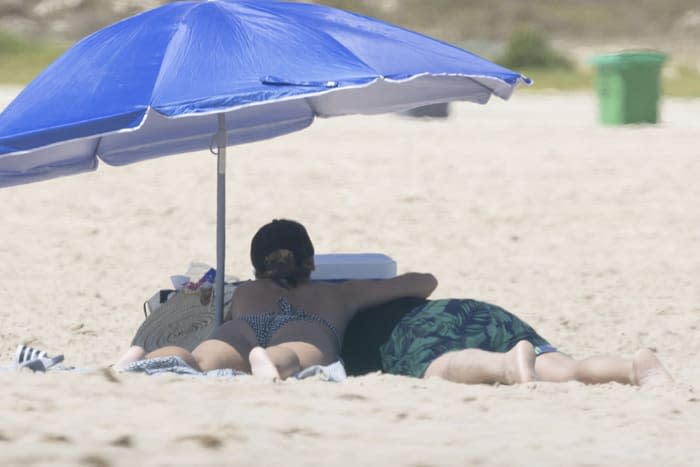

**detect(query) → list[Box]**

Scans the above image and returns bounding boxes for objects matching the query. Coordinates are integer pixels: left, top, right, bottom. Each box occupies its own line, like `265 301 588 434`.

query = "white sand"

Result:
1 85 699 466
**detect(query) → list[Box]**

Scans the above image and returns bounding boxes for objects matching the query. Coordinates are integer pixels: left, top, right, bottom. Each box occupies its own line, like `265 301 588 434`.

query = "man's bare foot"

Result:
633 348 674 386
249 347 280 381
113 345 146 370
503 341 536 384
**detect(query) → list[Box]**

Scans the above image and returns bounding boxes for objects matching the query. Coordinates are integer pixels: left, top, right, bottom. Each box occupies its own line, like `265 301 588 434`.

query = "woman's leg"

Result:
423 341 537 384
188 319 258 372
143 320 256 373
115 344 241 372
125 341 251 373
189 339 252 373
145 345 202 370
535 348 673 386
113 345 147 370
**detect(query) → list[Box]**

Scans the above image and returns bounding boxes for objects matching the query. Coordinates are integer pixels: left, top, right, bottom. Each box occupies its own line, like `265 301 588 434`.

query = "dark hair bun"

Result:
251 219 315 288
263 249 296 279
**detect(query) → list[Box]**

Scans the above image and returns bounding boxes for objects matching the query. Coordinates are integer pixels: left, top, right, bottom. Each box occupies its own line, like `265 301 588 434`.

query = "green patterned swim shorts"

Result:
379 299 556 378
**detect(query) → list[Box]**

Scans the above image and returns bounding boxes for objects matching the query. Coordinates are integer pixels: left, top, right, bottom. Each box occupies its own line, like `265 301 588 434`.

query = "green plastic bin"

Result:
591 51 666 125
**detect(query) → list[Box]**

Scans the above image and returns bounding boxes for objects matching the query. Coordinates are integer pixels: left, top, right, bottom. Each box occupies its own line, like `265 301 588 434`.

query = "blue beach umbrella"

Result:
0 0 530 324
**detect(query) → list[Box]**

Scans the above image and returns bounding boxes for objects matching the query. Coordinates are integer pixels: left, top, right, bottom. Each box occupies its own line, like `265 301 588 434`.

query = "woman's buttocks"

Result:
268 318 338 349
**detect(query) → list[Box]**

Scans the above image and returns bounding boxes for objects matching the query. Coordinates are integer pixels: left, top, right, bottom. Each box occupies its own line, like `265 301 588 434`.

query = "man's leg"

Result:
423 340 536 384
535 348 673 386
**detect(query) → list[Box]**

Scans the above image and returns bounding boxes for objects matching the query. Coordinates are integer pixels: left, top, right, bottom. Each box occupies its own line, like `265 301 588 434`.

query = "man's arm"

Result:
338 272 437 315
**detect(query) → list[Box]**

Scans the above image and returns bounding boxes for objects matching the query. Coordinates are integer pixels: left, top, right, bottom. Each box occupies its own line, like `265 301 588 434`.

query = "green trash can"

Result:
591 51 667 125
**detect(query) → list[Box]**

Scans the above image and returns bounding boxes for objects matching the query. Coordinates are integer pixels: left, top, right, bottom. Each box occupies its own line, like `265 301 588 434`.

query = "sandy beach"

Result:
1 84 699 466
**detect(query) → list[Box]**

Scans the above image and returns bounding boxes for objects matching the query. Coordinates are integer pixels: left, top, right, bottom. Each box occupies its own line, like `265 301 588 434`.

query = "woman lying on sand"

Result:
117 218 437 379
115 218 673 386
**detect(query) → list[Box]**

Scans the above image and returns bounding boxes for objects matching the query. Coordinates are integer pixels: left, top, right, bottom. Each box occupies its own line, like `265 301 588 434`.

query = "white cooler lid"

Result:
311 253 397 281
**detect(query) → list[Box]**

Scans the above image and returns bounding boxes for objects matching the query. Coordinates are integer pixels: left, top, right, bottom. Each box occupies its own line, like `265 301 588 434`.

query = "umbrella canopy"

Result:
0 0 531 323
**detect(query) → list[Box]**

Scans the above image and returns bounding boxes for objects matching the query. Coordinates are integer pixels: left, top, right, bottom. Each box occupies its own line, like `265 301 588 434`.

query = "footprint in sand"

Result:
40 433 72 443
109 435 133 448
337 393 368 401
175 434 223 449
79 455 112 467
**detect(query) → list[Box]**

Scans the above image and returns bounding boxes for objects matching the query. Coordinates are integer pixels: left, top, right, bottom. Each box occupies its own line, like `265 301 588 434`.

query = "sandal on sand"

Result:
15 345 64 372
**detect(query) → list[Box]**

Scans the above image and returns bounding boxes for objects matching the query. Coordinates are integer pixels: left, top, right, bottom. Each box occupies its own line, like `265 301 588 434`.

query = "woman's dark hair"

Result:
250 219 315 288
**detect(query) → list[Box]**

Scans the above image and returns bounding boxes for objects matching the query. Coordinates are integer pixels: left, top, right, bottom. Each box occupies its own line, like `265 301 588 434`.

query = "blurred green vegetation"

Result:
0 31 66 84
518 68 593 92
316 0 700 44
498 29 573 69
515 66 700 97
493 28 700 97
1 27 698 98
664 65 700 97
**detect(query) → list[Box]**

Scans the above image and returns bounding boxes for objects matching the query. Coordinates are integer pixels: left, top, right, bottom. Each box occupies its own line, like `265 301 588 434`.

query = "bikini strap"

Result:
276 297 342 347
277 297 296 314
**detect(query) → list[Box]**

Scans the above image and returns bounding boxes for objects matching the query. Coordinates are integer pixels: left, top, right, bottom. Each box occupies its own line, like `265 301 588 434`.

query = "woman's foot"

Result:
633 348 674 386
249 347 280 381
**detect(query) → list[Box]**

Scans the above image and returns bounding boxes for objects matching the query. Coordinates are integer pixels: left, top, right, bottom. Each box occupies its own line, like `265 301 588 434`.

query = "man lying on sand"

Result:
115 218 673 386
374 298 673 386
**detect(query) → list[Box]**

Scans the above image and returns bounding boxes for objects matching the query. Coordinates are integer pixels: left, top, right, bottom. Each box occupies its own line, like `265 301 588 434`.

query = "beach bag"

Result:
132 287 233 352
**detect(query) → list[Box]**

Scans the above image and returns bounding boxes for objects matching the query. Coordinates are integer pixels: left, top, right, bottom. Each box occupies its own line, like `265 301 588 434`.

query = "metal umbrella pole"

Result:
213 114 227 326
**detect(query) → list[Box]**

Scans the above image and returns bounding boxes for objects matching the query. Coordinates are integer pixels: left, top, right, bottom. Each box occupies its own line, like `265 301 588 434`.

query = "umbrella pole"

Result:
215 114 227 326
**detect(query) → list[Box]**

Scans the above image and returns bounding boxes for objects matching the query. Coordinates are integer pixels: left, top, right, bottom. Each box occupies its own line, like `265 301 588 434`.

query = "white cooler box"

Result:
311 253 396 281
